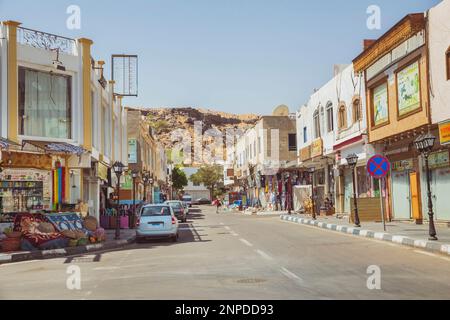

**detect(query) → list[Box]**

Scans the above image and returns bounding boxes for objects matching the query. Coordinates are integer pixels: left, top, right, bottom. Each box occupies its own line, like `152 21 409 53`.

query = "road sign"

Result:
367 155 390 179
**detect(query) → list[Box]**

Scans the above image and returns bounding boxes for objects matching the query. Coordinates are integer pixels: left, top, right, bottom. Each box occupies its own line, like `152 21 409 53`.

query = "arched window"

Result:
352 96 361 123
338 103 347 130
326 102 334 132
313 109 320 139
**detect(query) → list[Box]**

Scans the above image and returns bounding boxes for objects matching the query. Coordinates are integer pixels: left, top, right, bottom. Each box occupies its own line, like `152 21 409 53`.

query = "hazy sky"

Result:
0 0 442 115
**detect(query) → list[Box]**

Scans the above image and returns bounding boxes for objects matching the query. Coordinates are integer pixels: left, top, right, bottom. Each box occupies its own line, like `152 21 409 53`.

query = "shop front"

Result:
0 151 53 223
383 139 422 222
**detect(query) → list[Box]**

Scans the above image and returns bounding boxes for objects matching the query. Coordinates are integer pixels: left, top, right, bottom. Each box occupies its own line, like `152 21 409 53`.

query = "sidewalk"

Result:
0 228 136 265
280 213 450 257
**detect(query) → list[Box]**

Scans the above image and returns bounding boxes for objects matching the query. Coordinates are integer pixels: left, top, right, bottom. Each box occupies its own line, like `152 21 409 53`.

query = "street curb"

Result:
0 236 136 265
280 215 450 257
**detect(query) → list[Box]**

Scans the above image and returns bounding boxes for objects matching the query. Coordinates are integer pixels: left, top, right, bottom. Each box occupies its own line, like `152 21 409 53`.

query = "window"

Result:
447 47 450 80
303 127 307 143
18 67 72 139
253 141 256 158
326 102 334 132
313 109 320 139
288 134 297 151
258 137 261 154
103 103 111 157
352 96 361 123
338 103 347 130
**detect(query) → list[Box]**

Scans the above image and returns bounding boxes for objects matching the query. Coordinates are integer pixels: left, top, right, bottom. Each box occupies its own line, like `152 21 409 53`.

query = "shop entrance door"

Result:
344 169 353 214
391 171 411 220
409 172 421 221
433 168 450 221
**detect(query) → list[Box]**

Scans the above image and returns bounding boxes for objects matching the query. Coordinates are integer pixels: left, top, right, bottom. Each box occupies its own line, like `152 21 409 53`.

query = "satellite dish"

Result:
272 105 289 116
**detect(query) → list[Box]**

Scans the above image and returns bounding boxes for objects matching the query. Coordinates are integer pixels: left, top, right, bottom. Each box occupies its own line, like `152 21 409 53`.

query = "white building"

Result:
182 167 211 201
296 64 374 214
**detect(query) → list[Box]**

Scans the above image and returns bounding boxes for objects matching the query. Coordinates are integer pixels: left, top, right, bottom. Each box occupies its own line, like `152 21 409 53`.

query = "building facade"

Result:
0 21 128 221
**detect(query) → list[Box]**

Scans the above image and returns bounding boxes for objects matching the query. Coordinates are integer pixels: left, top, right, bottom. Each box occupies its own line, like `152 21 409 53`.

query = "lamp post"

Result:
414 133 438 241
113 161 126 240
310 167 316 220
142 172 149 203
346 153 361 227
131 170 139 225
149 175 154 204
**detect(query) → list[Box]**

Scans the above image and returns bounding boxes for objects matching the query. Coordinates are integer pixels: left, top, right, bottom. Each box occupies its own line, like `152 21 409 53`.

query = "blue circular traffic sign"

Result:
367 155 390 179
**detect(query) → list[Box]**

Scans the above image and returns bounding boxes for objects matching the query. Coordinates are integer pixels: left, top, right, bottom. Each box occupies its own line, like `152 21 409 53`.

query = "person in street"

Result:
215 198 222 213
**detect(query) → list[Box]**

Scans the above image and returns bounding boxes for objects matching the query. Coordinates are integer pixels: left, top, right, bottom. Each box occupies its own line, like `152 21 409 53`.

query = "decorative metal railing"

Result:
17 27 77 55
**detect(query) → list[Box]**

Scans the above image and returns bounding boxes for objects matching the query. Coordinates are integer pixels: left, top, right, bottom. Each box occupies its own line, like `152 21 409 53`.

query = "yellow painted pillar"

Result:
78 38 93 152
4 21 21 143
109 80 115 161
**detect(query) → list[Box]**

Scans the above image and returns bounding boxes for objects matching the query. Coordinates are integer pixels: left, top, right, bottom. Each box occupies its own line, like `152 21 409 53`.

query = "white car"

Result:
136 204 179 242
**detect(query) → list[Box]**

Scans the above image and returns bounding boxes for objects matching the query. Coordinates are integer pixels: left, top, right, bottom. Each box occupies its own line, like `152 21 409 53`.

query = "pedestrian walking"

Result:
215 198 222 213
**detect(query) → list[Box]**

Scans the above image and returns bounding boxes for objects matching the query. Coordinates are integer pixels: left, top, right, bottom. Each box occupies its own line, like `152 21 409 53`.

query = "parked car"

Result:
165 200 187 222
136 204 179 242
182 195 193 207
194 198 212 205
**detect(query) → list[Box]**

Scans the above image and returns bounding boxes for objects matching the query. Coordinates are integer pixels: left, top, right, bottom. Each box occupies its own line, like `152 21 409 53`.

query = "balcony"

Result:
17 27 77 56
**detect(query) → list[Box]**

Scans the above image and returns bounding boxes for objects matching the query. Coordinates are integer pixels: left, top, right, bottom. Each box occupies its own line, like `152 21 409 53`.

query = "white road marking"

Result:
231 232 239 237
220 223 224 225
414 250 438 258
256 250 273 261
280 267 304 284
239 239 253 247
93 266 120 271
224 226 231 231
178 227 192 231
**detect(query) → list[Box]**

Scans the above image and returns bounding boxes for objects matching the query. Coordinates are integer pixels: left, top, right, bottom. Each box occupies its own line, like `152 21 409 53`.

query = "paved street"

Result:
1 206 450 300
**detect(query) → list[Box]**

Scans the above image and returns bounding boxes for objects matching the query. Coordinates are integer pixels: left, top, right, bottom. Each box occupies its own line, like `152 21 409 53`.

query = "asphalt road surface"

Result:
1 206 450 300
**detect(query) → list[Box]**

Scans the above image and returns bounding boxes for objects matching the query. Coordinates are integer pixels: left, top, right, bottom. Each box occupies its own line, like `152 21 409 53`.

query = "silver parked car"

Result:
164 200 187 222
136 204 179 242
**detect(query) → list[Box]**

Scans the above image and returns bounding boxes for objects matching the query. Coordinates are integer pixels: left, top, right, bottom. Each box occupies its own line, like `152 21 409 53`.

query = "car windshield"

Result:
141 206 171 216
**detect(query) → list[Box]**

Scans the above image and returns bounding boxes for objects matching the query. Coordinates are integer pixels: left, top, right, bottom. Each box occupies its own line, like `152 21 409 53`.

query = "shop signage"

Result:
300 146 311 162
311 138 323 158
392 159 414 172
121 173 133 190
428 150 450 170
438 121 450 146
97 162 109 181
397 61 421 117
2 151 52 170
128 139 137 164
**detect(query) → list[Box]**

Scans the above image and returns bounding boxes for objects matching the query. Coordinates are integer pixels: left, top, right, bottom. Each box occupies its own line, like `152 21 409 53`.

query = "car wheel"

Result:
172 234 178 242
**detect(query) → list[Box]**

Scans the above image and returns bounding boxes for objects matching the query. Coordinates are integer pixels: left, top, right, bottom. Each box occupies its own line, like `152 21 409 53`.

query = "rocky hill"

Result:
138 107 260 149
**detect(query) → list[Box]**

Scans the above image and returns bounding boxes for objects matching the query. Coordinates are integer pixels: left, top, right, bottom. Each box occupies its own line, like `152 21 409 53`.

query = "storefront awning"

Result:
23 141 88 156
0 138 20 149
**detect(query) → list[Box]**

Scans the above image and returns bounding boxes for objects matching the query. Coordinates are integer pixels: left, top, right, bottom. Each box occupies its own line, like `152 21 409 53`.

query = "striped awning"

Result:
23 140 88 156
0 138 20 149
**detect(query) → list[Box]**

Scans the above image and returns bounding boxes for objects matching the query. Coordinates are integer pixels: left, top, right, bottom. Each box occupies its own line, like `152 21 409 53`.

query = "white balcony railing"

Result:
17 27 77 56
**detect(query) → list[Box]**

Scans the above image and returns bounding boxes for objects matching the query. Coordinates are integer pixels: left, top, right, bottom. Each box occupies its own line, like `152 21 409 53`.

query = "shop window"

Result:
338 103 347 130
18 67 72 139
352 96 361 123
313 109 320 139
326 102 334 132
303 127 307 143
447 47 450 81
288 134 297 151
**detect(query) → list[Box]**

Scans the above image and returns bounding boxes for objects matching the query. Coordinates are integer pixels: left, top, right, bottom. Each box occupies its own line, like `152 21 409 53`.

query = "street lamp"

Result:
131 170 139 227
309 167 316 220
414 133 438 241
346 153 361 228
112 161 126 240
149 175 155 204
